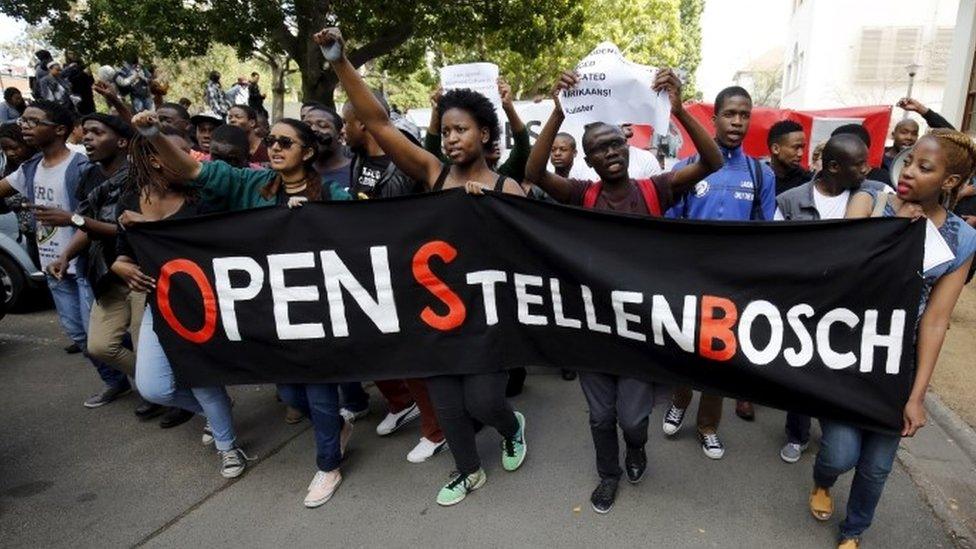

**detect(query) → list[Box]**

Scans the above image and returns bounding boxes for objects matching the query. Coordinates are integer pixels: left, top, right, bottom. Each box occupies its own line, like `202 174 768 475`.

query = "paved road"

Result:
0 311 955 548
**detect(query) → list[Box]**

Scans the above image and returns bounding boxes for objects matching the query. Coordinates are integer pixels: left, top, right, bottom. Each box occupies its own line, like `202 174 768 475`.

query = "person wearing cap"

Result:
189 111 225 158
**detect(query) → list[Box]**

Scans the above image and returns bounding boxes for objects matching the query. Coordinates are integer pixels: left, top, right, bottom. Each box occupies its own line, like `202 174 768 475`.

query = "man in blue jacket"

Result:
662 86 776 460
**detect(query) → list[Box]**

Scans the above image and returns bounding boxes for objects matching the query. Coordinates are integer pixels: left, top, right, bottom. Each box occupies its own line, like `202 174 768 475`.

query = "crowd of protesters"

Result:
1 27 975 549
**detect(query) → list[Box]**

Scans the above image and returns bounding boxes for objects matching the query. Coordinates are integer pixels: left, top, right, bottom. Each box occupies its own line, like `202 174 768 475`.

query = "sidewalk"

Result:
0 311 959 548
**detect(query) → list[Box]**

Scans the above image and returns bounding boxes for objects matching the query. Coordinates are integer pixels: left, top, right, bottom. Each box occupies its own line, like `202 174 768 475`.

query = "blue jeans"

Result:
813 420 901 539
340 382 369 413
786 412 811 444
135 310 237 451
47 274 127 388
278 383 343 472
131 95 153 113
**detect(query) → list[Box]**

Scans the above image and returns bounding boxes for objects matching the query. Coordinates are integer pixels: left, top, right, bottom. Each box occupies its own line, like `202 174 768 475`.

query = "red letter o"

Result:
156 259 218 344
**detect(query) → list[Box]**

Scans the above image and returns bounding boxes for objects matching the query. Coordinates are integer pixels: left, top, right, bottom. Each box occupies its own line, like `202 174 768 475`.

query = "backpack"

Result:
582 179 662 216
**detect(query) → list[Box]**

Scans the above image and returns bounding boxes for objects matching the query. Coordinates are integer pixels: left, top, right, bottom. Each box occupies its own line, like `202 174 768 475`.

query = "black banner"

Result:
130 190 924 433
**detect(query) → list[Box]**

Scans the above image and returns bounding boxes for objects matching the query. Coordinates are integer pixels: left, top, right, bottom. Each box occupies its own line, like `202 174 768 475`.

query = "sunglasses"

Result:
263 135 306 150
18 118 57 129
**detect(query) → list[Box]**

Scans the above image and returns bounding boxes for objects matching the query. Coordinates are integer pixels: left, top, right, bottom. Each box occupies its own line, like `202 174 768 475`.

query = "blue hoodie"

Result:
667 143 777 221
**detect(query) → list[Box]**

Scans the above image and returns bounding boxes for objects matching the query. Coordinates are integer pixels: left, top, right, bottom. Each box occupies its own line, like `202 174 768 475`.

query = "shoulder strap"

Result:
870 193 888 218
432 164 450 191
582 181 602 208
493 173 506 192
635 179 663 216
20 154 43 203
747 157 765 220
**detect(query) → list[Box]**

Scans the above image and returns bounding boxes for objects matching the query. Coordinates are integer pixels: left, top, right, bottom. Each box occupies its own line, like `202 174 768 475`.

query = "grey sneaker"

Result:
83 383 132 408
219 447 250 478
780 441 809 463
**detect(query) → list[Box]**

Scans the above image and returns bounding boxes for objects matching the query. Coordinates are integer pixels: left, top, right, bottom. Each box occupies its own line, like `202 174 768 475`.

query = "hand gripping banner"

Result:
129 190 924 433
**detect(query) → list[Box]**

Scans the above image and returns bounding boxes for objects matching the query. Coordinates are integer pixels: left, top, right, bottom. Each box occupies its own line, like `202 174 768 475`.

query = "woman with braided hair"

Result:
806 129 976 549
112 128 253 479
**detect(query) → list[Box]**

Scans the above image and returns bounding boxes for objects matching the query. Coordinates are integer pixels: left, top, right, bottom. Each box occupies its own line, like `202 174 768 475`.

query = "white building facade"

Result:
781 0 960 118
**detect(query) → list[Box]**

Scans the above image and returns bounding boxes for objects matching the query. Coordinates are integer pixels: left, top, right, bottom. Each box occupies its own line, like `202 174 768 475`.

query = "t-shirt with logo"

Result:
6 151 84 274
349 155 391 197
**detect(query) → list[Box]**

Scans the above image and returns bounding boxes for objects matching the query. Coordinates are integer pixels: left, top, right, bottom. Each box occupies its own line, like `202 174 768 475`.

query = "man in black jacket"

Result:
342 90 420 199
767 120 811 194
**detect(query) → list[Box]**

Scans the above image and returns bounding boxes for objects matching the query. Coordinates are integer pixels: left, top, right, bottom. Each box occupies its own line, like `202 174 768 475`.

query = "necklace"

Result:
284 183 307 194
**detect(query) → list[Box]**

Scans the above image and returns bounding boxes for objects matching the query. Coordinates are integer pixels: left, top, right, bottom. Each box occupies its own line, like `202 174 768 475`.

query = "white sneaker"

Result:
699 432 725 460
304 470 342 508
339 407 369 423
201 421 214 445
340 420 353 457
407 437 447 463
375 402 420 436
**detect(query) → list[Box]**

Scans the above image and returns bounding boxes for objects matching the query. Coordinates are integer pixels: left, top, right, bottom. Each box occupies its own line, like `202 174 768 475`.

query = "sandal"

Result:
809 486 833 521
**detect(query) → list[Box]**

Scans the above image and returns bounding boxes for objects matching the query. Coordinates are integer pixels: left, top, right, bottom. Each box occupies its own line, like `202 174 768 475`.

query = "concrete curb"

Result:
897 449 975 548
926 392 976 465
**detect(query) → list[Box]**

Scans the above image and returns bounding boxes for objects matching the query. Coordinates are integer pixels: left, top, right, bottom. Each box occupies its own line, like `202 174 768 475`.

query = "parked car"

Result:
0 209 45 312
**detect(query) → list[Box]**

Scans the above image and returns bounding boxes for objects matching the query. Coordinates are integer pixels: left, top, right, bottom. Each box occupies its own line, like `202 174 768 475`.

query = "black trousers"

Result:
426 372 519 475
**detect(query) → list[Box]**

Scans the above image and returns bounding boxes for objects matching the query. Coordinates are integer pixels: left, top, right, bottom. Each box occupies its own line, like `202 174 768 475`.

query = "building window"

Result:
924 27 954 83
855 27 922 83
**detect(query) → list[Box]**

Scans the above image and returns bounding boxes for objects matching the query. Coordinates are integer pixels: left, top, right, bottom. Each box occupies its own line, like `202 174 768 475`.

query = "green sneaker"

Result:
502 411 527 471
436 469 486 506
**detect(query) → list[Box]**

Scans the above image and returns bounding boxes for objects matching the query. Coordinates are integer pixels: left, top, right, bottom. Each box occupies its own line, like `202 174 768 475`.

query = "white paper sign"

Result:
560 42 671 133
440 63 504 149
923 219 955 272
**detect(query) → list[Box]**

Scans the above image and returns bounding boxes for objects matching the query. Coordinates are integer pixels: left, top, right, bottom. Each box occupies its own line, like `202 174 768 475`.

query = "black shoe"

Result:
625 446 647 484
560 369 577 381
159 408 194 429
590 478 618 514
64 343 82 354
134 400 165 419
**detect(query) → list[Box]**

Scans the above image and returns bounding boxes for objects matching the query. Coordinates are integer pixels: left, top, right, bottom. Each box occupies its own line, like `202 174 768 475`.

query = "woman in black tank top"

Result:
319 27 528 506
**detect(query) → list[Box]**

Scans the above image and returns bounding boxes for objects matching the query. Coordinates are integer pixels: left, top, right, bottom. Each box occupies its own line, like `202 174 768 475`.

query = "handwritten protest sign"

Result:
440 63 505 151
560 42 671 133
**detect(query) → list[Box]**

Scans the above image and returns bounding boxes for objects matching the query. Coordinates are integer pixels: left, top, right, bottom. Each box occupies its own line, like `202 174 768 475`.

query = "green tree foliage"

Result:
0 0 583 107
421 0 704 104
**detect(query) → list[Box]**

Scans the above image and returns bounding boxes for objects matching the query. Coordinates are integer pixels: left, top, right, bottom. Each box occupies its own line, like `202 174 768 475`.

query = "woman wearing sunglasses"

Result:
128 111 354 507
315 27 528 507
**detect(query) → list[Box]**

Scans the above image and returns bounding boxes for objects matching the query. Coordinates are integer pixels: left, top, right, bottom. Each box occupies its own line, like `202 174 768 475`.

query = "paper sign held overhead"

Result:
560 42 672 133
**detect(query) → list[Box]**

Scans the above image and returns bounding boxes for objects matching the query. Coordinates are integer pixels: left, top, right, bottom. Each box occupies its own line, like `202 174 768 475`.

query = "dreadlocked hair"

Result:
927 129 976 208
128 126 197 204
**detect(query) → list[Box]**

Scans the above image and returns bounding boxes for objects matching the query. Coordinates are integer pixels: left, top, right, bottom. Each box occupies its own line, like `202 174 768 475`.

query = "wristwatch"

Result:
70 213 86 229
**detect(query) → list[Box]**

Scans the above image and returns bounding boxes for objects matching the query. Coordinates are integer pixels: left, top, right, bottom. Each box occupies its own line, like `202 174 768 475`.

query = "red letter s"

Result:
412 241 466 331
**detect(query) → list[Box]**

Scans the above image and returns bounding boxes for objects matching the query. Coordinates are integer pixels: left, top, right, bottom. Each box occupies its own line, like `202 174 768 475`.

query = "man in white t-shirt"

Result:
0 100 130 407
776 134 889 222
568 123 663 180
772 133 889 465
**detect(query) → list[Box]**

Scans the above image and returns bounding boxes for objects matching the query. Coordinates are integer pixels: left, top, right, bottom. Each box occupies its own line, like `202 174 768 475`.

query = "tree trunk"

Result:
289 13 415 109
271 62 287 121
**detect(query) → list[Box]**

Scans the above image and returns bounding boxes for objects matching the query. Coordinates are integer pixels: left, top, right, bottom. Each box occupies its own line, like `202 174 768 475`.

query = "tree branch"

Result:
347 24 415 69
272 22 299 60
